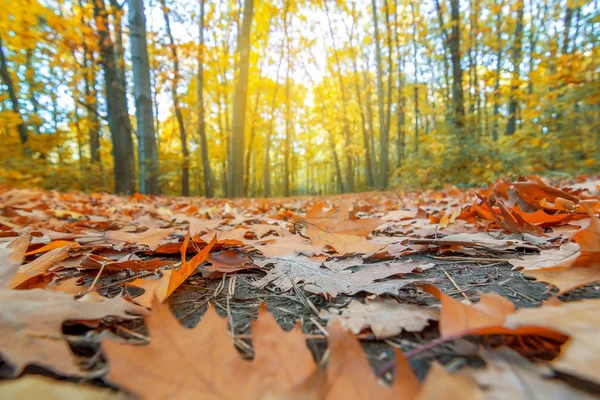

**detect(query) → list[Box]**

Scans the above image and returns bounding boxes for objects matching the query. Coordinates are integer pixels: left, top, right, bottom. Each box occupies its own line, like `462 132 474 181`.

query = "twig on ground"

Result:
441 267 471 303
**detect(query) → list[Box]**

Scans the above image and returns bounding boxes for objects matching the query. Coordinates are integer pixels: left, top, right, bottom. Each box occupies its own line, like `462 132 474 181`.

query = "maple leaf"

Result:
302 200 386 254
0 233 31 287
251 233 322 257
0 289 146 376
102 300 316 399
320 298 439 338
253 255 434 297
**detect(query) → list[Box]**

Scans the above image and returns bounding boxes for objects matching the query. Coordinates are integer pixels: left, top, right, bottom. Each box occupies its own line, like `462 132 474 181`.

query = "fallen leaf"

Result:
471 349 596 399
106 228 175 250
253 255 433 297
25 240 79 256
165 234 216 299
9 244 75 289
320 298 439 338
303 200 386 254
522 215 600 293
102 299 315 399
0 375 128 399
251 233 322 257
0 288 146 376
205 250 254 273
505 298 600 385
420 284 567 341
0 233 31 287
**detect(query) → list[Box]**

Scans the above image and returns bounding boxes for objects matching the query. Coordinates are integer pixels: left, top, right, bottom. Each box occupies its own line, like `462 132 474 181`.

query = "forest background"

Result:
0 0 598 198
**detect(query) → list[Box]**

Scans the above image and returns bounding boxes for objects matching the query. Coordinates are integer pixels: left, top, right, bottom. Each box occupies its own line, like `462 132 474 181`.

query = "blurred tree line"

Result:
0 0 598 197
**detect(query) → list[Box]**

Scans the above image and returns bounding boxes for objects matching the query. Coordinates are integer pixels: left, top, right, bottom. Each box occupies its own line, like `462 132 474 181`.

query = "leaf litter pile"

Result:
1 176 600 399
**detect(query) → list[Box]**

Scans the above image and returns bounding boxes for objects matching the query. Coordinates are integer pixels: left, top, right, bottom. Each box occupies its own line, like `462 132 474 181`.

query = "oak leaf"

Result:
320 298 439 338
102 300 315 399
0 288 146 376
0 375 128 399
302 200 386 254
9 243 74 289
253 255 433 297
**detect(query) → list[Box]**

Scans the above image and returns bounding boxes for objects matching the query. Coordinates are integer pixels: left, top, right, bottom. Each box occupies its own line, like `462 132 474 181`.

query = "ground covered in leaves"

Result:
1 176 600 398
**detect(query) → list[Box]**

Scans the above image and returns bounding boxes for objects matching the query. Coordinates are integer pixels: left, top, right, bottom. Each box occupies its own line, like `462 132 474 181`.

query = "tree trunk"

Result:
505 0 524 136
433 0 451 107
411 1 420 153
197 0 213 198
263 46 284 198
448 0 466 133
492 0 504 141
245 88 260 196
371 0 388 188
93 0 135 194
283 2 291 197
128 0 160 194
0 37 30 154
229 0 254 198
160 0 190 196
324 0 354 192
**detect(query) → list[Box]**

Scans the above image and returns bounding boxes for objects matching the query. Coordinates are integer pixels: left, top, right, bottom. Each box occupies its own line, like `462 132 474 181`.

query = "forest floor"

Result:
1 176 600 398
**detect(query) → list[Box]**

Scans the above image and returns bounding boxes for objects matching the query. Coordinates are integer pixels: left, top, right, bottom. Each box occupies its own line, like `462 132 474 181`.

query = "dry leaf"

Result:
505 298 600 385
0 233 31 287
253 255 433 297
0 375 129 399
0 288 146 376
303 200 386 254
103 300 315 399
9 244 74 289
471 349 596 400
320 298 439 338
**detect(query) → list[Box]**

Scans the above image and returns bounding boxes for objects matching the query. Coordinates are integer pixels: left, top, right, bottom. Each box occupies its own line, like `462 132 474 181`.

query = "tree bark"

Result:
505 0 524 136
197 0 214 198
492 0 504 141
324 0 354 192
128 0 160 194
371 0 388 188
93 0 135 194
229 0 254 198
0 37 30 154
283 1 292 197
448 0 466 133
160 0 190 196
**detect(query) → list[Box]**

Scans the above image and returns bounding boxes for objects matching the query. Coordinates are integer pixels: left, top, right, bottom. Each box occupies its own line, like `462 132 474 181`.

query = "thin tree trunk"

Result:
448 0 466 132
362 54 378 185
505 0 524 136
433 0 452 109
371 0 388 188
0 37 30 154
128 0 160 194
245 88 261 196
93 0 135 194
283 1 292 197
384 0 393 136
411 1 420 153
229 0 254 198
197 0 213 198
324 0 354 192
492 0 504 141
160 0 190 196
263 36 286 198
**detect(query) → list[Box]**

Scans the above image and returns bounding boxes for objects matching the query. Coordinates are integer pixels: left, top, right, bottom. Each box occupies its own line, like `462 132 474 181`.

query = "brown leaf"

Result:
106 228 175 250
320 298 439 338
303 200 386 254
254 255 433 297
505 298 600 385
420 284 567 341
0 375 129 399
0 288 146 376
102 299 315 399
9 244 74 289
0 233 31 287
